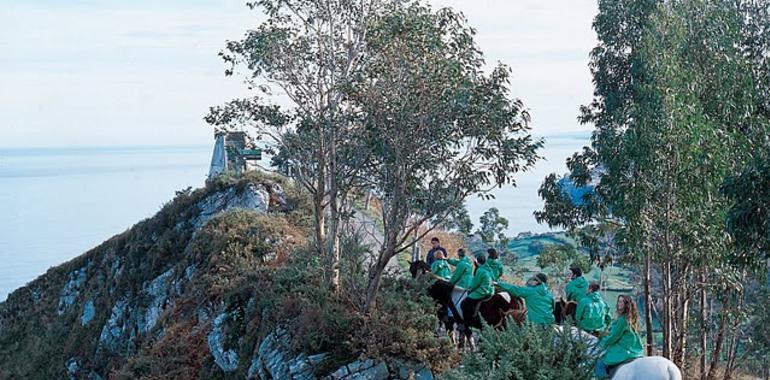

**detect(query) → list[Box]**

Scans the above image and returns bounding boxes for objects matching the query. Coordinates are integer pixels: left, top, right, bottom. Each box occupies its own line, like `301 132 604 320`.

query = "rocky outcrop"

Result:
247 328 328 380
326 358 433 380
0 175 434 379
208 312 239 372
58 264 88 315
193 182 284 229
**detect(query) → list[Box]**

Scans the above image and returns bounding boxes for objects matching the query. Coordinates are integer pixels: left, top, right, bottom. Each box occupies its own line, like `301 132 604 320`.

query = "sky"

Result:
0 0 598 149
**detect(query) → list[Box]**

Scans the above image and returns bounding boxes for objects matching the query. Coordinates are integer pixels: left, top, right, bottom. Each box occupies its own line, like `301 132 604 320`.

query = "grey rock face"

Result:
247 328 326 380
328 359 389 380
139 269 174 334
193 183 270 230
98 297 129 353
58 265 89 315
81 300 96 326
66 357 79 380
208 312 239 372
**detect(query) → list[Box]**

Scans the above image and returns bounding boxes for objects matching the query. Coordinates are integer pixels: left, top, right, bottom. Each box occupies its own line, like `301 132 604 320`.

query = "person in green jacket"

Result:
565 264 588 303
575 282 611 334
446 248 474 289
595 294 645 378
460 254 495 333
485 248 504 280
497 273 555 325
430 251 451 280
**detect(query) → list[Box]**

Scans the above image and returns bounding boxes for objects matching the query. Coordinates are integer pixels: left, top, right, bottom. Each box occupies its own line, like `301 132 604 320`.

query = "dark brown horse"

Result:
554 297 577 324
426 279 527 347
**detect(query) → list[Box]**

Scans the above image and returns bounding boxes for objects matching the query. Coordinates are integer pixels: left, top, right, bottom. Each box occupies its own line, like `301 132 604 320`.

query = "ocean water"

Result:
465 134 591 236
0 135 589 301
0 146 211 301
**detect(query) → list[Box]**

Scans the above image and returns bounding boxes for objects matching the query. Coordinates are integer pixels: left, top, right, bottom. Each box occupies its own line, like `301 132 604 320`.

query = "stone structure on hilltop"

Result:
209 131 262 178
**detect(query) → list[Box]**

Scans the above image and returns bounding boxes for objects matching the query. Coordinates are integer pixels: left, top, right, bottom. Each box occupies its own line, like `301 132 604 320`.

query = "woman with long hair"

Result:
594 295 645 378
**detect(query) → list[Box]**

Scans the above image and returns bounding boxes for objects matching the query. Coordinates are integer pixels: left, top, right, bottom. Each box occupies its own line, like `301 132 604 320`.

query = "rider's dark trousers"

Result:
460 296 484 333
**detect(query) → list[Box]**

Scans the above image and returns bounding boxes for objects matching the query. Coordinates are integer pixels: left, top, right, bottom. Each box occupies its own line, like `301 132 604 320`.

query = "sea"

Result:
0 134 589 301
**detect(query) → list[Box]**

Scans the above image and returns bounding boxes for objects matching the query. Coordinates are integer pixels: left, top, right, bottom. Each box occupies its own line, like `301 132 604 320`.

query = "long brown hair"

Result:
617 295 640 332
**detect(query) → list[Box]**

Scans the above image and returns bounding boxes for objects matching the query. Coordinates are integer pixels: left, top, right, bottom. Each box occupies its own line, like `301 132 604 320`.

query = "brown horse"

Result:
554 297 577 324
426 279 527 347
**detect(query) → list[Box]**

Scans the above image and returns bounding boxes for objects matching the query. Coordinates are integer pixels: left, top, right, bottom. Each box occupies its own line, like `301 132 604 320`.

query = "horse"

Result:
427 279 526 348
409 260 432 279
554 297 577 324
554 326 682 380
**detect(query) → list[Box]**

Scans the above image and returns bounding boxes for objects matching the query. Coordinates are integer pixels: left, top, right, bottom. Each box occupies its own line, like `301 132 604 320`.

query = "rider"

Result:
485 248 504 280
460 254 495 331
575 282 611 334
496 273 555 325
565 264 588 303
430 251 452 281
447 248 474 289
595 294 645 379
425 237 448 267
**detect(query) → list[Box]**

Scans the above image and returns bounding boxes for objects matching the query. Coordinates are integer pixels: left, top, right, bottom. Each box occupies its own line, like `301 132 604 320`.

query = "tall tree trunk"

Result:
365 241 395 313
364 190 372 210
644 249 655 356
674 289 689 368
706 289 728 380
724 289 743 380
663 260 673 359
315 190 326 258
699 271 708 380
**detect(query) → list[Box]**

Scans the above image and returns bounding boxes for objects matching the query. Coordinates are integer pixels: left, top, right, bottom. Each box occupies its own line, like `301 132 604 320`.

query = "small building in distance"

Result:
208 131 262 179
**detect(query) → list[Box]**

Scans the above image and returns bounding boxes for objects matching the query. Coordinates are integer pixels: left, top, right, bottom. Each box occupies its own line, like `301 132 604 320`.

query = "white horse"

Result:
553 326 682 380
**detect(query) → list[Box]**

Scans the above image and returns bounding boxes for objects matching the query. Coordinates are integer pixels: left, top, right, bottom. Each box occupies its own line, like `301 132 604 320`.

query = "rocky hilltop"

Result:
0 173 441 379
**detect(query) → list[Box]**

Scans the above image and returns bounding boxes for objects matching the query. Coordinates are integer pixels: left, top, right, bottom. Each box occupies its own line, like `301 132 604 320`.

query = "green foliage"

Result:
723 155 770 269
537 245 590 278
442 204 474 236
443 323 595 380
347 1 542 310
477 208 510 251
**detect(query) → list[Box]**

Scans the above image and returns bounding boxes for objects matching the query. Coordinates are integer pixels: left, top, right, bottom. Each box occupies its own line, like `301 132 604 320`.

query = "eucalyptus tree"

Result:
536 0 660 355
478 207 510 252
205 0 383 291
350 2 541 311
537 1 765 370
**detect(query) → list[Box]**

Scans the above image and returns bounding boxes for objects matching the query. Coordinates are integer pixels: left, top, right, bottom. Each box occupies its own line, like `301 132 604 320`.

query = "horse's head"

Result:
409 260 431 279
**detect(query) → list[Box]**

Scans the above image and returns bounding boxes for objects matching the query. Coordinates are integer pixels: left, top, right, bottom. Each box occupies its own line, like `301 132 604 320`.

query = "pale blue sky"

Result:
0 0 597 148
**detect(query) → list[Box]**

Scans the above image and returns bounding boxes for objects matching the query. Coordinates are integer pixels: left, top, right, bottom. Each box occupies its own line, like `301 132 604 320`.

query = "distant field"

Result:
499 232 637 312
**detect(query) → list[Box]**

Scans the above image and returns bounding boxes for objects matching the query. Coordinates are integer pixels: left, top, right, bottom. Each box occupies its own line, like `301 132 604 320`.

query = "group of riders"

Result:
425 237 645 379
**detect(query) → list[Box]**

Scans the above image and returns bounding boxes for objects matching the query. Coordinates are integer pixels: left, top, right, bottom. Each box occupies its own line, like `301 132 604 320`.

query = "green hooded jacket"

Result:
431 259 451 281
467 265 495 300
498 282 555 325
447 256 474 289
565 276 588 302
486 258 504 280
600 316 645 366
575 291 611 332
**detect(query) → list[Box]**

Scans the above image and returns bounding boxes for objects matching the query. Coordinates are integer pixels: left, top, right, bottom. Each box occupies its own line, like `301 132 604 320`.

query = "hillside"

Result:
0 173 446 379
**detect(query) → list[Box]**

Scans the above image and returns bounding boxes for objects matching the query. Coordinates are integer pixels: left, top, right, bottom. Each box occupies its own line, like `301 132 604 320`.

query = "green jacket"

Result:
447 256 474 289
486 258 504 280
498 282 555 325
565 276 588 302
575 291 611 332
600 316 645 366
431 259 451 281
467 265 495 300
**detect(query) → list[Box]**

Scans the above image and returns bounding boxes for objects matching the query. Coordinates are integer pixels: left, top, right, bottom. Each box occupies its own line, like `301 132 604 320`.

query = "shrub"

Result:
443 322 596 380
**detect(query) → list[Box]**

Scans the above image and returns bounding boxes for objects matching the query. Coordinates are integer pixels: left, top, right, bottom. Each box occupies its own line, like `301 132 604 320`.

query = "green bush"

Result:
443 322 596 380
